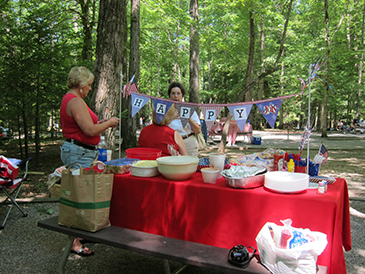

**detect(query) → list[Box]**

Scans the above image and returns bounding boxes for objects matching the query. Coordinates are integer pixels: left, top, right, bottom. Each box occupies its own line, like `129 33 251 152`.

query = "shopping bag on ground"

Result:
58 162 114 232
255 219 328 274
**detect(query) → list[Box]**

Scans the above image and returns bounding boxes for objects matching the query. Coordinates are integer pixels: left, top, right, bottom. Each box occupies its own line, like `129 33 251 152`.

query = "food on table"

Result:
133 160 157 167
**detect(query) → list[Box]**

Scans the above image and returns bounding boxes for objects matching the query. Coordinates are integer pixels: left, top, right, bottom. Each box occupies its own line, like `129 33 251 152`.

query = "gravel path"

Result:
1 131 364 273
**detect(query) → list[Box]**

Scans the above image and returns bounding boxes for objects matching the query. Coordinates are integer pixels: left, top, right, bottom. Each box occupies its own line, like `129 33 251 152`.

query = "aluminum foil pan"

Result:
221 166 267 189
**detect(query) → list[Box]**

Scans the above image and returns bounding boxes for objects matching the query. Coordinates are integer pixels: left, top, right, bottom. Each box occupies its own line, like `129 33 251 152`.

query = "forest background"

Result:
1 0 364 166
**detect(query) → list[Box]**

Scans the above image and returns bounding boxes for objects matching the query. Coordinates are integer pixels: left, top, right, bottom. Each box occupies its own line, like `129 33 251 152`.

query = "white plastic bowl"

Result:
201 167 219 184
156 156 199 181
264 171 309 193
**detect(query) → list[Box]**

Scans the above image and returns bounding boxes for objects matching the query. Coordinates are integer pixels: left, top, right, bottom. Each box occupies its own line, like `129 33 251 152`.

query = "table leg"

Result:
58 235 74 274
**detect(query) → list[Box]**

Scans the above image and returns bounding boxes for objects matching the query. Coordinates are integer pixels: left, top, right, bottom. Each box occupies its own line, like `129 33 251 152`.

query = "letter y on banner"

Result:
256 99 283 128
131 93 150 117
152 99 173 124
227 104 253 131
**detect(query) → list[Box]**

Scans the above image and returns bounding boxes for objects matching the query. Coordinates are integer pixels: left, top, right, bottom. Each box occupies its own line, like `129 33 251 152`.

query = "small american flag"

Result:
122 75 138 98
319 144 329 164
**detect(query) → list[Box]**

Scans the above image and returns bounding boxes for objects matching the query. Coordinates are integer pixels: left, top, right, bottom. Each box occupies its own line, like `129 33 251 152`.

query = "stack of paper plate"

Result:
264 171 309 193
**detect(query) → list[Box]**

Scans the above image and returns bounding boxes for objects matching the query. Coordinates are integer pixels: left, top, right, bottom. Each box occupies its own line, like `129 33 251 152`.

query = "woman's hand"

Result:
107 117 120 128
189 118 201 134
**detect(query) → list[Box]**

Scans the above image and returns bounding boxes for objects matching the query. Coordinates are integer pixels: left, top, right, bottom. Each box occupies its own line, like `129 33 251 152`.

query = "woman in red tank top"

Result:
59 66 120 257
139 104 187 156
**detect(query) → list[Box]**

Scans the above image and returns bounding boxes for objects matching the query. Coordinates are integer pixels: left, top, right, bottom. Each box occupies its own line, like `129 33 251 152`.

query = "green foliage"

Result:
1 0 364 148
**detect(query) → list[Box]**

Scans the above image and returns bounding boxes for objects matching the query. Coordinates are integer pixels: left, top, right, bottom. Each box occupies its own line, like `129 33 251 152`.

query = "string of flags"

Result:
129 93 301 133
123 75 302 133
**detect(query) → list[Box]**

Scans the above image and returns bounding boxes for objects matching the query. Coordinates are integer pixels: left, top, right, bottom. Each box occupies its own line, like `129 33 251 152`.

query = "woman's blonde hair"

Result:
152 104 177 126
67 66 94 89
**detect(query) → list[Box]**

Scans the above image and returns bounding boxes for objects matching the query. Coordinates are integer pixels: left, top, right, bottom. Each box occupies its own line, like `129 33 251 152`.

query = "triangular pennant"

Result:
227 104 253 131
152 99 174 124
175 103 197 128
200 106 223 132
256 99 283 128
131 93 150 117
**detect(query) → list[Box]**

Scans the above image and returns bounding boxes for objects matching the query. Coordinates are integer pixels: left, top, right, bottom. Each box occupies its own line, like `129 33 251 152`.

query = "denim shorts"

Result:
60 141 98 169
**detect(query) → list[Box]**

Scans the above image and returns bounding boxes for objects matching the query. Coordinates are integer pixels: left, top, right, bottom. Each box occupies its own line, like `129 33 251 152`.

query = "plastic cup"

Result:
107 150 112 161
209 152 226 179
201 167 219 184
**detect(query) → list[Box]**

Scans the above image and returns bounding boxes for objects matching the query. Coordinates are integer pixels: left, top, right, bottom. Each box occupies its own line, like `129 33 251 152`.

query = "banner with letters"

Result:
130 92 300 129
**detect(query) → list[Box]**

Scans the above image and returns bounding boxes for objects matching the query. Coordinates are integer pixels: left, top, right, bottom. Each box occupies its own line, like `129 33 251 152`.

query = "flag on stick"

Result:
123 75 137 98
319 144 329 164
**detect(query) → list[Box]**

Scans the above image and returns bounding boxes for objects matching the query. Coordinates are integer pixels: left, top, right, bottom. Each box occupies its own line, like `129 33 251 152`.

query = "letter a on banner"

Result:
200 106 223 132
256 99 283 128
131 93 150 117
227 104 253 131
152 99 173 124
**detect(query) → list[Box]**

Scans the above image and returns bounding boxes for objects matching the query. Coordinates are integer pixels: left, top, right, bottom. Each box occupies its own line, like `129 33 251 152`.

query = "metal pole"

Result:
306 64 312 175
119 71 123 159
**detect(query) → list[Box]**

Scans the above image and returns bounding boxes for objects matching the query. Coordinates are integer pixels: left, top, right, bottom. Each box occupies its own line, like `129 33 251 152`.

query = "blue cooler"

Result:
253 136 261 145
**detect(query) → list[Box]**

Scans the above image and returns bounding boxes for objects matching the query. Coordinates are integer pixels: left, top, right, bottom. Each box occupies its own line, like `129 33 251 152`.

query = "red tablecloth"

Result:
109 172 351 274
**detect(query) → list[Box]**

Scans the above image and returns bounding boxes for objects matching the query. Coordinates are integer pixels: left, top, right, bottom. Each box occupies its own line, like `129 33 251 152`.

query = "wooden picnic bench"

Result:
38 216 327 274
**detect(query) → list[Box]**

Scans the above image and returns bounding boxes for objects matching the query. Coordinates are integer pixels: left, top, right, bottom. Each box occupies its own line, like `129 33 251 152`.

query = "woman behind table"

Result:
167 82 201 156
138 104 187 156
59 66 119 256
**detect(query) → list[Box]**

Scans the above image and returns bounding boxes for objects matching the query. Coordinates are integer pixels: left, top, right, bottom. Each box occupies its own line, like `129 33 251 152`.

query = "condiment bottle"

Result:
280 229 292 249
287 159 295 172
322 180 328 193
317 181 325 195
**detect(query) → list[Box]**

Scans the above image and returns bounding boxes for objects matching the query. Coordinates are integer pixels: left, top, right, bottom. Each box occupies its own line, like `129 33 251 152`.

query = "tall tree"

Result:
92 0 125 152
76 0 98 61
189 0 199 103
121 0 140 150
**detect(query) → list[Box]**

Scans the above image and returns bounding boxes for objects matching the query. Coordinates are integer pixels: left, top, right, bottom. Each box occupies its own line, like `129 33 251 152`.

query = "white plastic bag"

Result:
255 219 328 274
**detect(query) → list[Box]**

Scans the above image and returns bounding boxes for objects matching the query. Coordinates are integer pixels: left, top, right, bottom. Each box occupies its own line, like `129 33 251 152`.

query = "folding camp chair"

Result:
0 156 32 229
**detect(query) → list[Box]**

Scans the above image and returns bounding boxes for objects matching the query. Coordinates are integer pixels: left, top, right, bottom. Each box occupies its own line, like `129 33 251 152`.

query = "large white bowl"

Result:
156 156 199 181
264 171 309 193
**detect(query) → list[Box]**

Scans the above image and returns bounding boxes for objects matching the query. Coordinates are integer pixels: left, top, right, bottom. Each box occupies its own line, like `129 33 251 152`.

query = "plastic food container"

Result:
156 156 199 181
197 157 230 171
126 148 162 160
104 158 140 174
130 160 160 177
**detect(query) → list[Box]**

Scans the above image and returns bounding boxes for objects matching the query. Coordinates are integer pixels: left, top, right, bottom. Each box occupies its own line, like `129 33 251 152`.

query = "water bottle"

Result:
98 136 107 162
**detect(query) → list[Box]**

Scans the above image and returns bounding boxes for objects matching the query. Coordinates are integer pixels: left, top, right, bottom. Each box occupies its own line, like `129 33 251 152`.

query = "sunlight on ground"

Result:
350 207 365 218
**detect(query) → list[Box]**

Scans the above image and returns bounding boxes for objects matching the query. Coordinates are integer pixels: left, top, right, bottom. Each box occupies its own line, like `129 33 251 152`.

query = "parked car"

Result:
0 127 12 140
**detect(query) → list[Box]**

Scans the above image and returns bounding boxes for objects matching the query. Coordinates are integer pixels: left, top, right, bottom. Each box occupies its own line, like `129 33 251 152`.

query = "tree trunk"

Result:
92 0 125 152
279 55 285 129
189 0 199 103
357 2 365 119
321 0 329 138
77 0 97 61
256 16 265 129
245 11 255 103
236 0 293 102
219 11 255 152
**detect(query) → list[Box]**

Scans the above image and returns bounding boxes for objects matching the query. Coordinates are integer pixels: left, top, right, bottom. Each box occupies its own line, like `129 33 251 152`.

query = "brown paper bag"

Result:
58 162 114 232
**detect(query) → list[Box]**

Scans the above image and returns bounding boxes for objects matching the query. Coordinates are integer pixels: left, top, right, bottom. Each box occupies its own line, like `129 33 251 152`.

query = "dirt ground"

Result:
0 129 364 200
